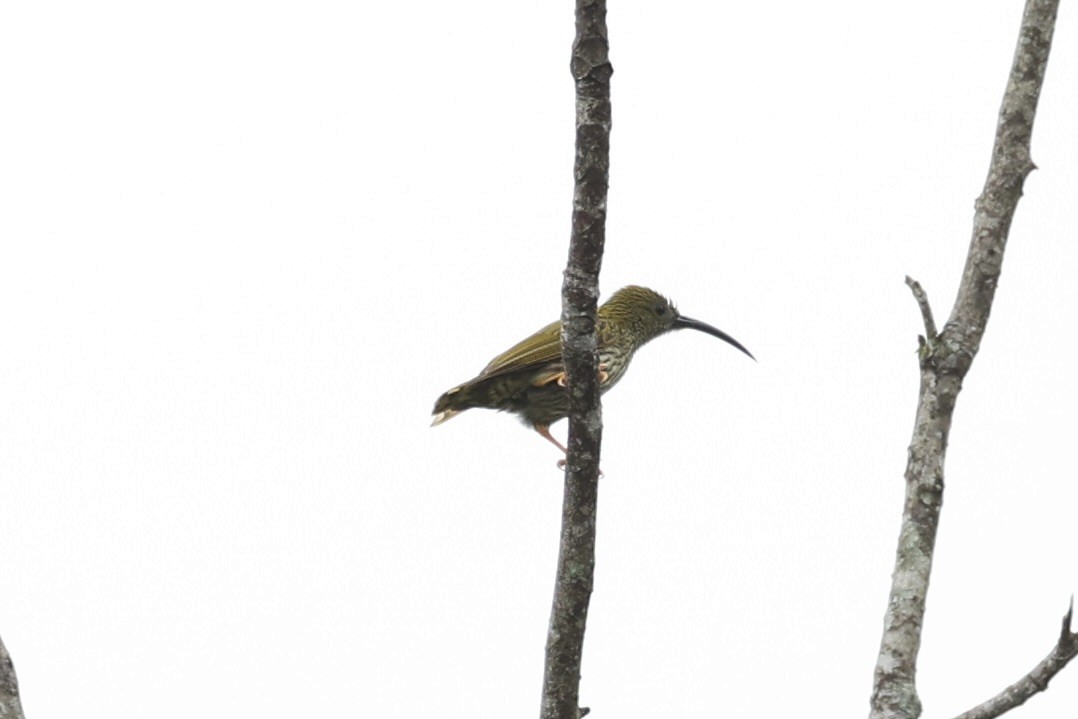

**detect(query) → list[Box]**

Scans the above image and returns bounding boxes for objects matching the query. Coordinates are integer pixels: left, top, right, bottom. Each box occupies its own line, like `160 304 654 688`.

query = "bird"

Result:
431 285 754 457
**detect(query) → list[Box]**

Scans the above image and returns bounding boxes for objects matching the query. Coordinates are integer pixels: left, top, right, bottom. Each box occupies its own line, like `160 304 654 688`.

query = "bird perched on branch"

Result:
431 285 753 457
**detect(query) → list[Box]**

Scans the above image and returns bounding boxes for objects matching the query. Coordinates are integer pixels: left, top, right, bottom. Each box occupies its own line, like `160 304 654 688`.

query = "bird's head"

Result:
600 285 754 359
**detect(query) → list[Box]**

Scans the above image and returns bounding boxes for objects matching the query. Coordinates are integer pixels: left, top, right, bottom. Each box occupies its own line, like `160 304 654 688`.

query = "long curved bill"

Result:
675 316 755 360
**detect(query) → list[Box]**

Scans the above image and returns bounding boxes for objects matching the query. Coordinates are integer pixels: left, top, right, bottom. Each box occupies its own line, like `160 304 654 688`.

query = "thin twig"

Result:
904 276 937 340
868 2 1060 719
950 599 1078 719
540 1 612 718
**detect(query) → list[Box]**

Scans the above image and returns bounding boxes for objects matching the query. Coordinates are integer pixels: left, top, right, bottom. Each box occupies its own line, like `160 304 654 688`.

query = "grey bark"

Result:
868 2 1062 719
0 634 26 719
540 0 611 718
951 601 1078 719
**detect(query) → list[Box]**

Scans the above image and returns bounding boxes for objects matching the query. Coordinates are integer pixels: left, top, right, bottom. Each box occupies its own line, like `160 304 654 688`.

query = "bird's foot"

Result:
545 364 608 389
556 458 604 479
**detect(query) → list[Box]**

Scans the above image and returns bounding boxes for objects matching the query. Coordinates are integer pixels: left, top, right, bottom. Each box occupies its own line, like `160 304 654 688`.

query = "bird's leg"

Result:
534 424 569 455
534 424 572 471
536 424 604 477
548 363 609 388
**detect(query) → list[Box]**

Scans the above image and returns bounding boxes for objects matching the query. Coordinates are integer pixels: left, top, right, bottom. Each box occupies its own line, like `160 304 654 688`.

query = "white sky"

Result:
2 1 1077 717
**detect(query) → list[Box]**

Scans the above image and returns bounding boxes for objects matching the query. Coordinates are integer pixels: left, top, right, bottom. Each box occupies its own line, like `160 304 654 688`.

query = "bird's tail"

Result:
431 382 479 426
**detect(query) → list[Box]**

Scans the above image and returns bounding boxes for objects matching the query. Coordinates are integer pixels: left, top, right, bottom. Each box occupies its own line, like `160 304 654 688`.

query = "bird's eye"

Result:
655 304 666 316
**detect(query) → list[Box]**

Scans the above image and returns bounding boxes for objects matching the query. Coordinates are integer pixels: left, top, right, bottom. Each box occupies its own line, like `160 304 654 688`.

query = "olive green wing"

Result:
478 320 564 380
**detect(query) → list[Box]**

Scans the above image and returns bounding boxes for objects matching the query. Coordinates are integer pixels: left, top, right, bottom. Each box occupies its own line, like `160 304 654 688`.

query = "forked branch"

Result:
869 2 1061 719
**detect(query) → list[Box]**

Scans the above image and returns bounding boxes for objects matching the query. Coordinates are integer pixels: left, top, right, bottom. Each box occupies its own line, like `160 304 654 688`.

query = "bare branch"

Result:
951 600 1078 719
540 1 612 718
869 2 1060 719
0 634 26 719
905 276 938 340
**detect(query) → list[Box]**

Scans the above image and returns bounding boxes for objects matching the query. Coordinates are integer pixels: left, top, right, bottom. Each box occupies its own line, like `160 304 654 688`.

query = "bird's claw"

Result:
551 364 609 388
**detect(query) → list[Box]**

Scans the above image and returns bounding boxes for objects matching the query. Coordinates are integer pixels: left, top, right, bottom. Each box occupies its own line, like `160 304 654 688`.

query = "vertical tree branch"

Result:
540 1 612 718
0 634 26 719
869 2 1059 719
